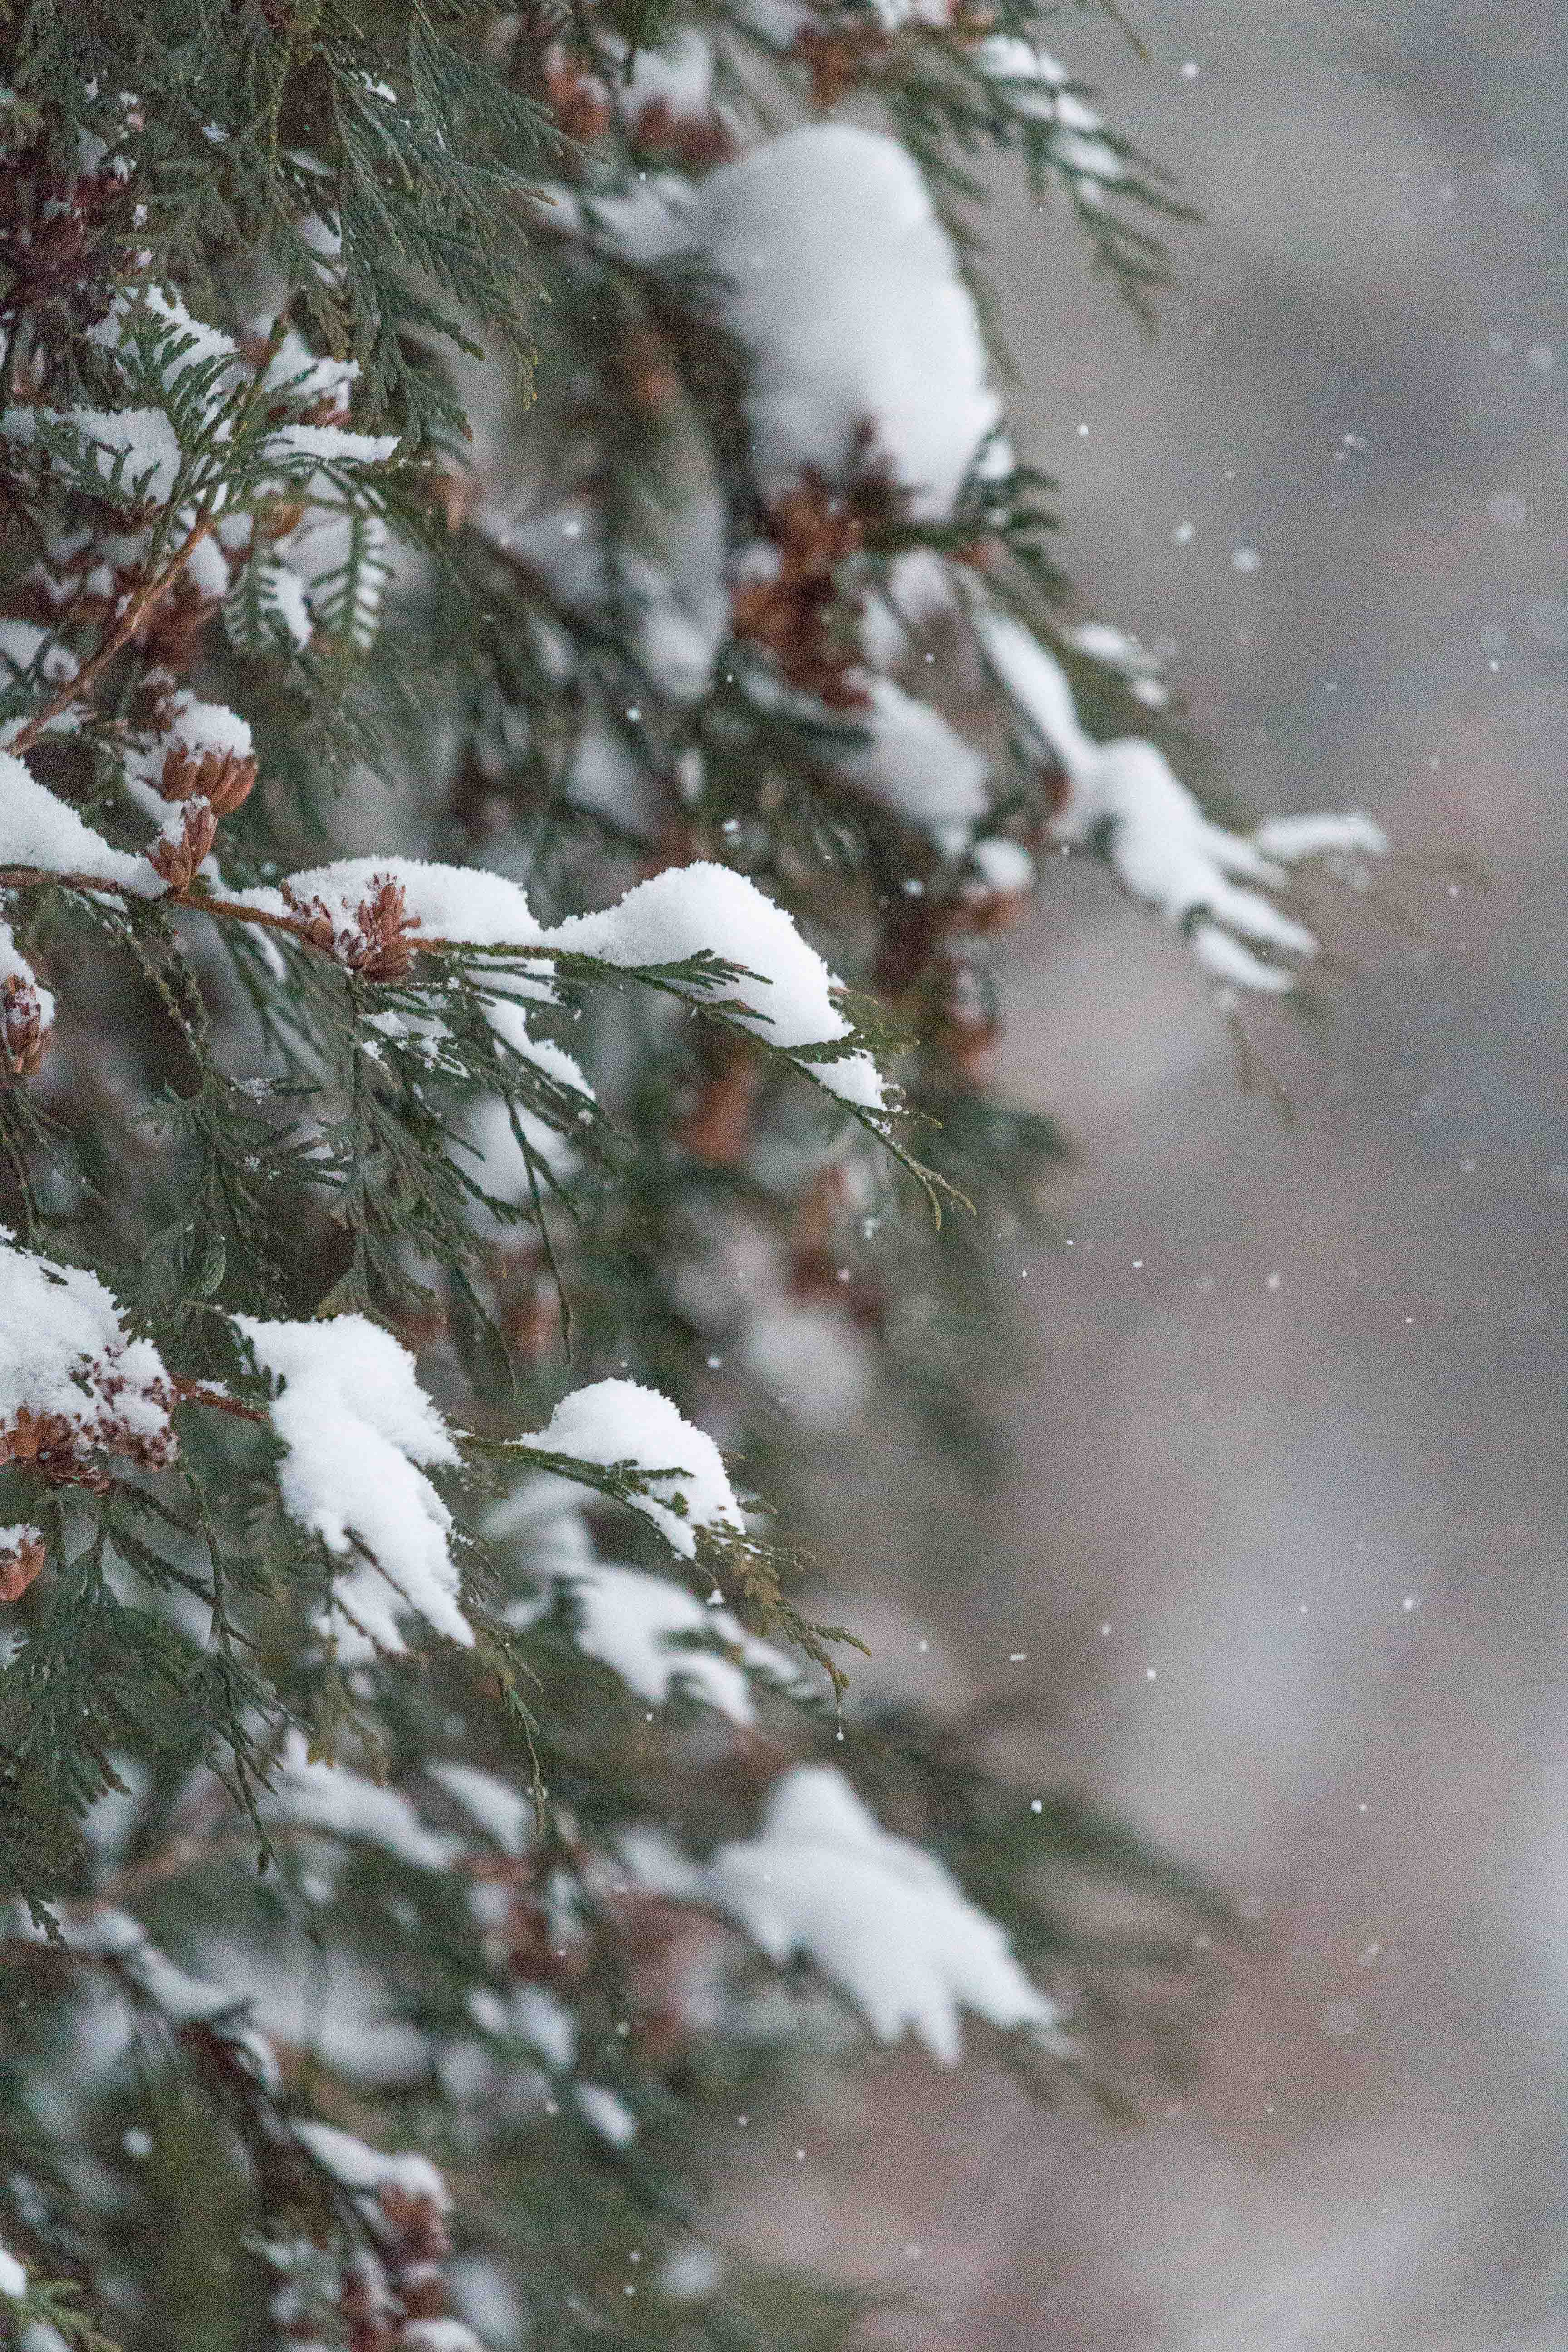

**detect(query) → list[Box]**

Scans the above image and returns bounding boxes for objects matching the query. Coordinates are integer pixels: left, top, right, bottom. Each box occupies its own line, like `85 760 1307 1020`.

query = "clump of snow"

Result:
165 696 253 760
519 1378 740 1559
706 1766 1059 2064
550 1559 793 1720
88 285 240 397
0 617 79 689
0 2240 24 2300
835 675 991 838
975 609 1385 991
1 403 184 506
294 2119 451 2210
258 330 360 418
266 1731 463 1869
575 2082 638 2145
1252 811 1389 862
549 861 884 1108
237 1314 470 1656
402 2324 485 2352
282 855 545 954
971 837 1035 894
245 559 314 649
684 124 1003 518
974 39 1125 184
0 750 158 890
258 421 400 470
427 1760 533 1856
0 1231 176 1473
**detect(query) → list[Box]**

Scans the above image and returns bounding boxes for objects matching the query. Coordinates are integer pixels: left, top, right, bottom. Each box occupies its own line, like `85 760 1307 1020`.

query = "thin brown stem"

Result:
172 1377 267 1426
10 511 218 756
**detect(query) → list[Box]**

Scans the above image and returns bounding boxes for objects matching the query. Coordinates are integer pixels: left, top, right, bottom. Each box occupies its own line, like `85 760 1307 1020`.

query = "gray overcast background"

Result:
730 1 1568 2343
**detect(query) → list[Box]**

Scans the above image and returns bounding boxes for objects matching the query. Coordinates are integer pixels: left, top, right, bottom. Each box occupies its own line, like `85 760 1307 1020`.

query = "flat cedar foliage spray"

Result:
0 1 1388 2342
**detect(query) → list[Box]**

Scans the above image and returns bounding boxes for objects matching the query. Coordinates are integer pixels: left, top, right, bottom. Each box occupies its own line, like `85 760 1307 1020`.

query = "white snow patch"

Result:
426 1761 533 1856
975 609 1383 990
550 1560 792 1720
835 676 990 834
549 861 883 1107
294 2119 451 2210
685 125 1002 518
707 1765 1059 2064
575 2082 638 2145
0 750 157 888
268 1731 463 1869
237 1314 470 1656
519 1378 740 1559
2 403 183 505
0 1231 174 1463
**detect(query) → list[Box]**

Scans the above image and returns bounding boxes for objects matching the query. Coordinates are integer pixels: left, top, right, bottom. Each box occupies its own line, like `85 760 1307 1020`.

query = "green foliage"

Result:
0 0 1318 2342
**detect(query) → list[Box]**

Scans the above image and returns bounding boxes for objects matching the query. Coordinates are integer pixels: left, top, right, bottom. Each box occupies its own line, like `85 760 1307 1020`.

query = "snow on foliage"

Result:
519 1377 741 1559
551 861 885 1107
976 609 1385 990
706 1766 1059 2064
684 124 1003 518
293 2119 452 2211
0 750 157 889
237 1314 470 1655
279 854 546 954
0 1232 176 1479
266 1731 465 1869
0 402 185 506
555 1559 792 1720
272 854 883 1107
426 1759 533 1855
835 675 992 838
495 1473 789 1715
0 2240 24 2300
975 39 1126 188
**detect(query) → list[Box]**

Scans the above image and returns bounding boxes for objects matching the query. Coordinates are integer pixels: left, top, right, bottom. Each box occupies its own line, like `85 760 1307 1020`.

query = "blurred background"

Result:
720 0 1568 2341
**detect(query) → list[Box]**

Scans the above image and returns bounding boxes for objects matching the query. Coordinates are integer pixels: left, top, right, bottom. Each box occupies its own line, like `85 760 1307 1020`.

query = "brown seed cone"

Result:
147 798 220 891
0 1407 98 1486
0 1528 45 1603
347 879 418 981
160 740 258 817
2 973 47 1078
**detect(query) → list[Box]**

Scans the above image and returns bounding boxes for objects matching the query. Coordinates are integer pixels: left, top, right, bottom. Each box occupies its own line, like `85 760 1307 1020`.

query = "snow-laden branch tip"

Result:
698 1766 1060 2064
515 1378 742 1560
975 609 1387 991
549 861 885 1108
0 2239 24 2301
236 1314 470 1656
265 1730 466 1870
688 124 1004 519
0 1231 176 1480
292 2119 453 2214
264 854 884 1109
495 1479 794 1719
0 750 159 890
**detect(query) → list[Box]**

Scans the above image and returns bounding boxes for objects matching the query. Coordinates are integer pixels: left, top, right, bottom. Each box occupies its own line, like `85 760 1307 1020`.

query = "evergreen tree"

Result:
0 4 1389 2344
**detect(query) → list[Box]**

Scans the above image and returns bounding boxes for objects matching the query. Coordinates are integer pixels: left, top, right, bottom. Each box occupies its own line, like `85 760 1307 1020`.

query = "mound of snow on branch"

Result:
551 861 884 1108
705 1766 1059 2064
976 609 1387 991
0 1233 176 1473
238 1314 469 1656
0 750 157 889
686 124 1003 519
519 1378 740 1561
